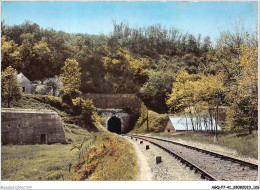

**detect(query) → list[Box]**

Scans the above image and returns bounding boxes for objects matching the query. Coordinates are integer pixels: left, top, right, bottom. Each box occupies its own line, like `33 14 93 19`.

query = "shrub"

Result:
28 94 63 110
72 97 103 129
27 94 104 131
72 98 95 116
136 102 148 127
72 97 83 115
132 108 168 133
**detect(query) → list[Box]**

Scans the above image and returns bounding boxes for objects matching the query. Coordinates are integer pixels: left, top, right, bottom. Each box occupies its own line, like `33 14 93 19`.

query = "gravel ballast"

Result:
146 134 258 165
123 136 205 181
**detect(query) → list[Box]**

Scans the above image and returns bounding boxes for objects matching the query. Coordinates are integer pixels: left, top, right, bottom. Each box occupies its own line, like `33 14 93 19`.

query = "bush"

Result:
28 94 63 110
132 109 168 133
72 97 103 129
72 98 95 116
27 94 105 131
136 102 148 127
72 97 83 115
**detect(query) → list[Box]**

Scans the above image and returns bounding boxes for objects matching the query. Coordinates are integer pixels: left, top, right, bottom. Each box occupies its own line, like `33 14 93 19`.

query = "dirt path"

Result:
123 136 204 181
123 137 152 181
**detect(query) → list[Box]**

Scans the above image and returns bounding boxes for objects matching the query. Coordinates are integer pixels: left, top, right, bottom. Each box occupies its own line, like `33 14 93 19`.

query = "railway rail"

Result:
125 134 258 181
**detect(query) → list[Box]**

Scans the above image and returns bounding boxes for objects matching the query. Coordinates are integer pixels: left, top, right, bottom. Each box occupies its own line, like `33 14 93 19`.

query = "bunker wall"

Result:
1 111 66 145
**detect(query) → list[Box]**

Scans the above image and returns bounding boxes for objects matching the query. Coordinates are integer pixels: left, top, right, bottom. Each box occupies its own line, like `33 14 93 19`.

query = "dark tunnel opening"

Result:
107 117 121 134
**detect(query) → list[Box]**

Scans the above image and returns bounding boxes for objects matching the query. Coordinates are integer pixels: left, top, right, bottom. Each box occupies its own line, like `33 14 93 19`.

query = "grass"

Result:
1 96 138 181
1 144 79 180
1 132 138 181
1 96 93 180
72 132 138 181
2 96 55 110
131 110 168 133
156 131 258 159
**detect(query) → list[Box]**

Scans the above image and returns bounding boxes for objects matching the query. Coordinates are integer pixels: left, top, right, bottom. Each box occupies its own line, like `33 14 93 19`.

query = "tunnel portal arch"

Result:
97 109 130 134
107 116 121 134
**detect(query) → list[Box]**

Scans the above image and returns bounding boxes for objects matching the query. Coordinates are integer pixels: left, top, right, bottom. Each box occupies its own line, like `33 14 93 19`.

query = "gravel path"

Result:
145 134 258 165
124 137 152 181
123 136 205 181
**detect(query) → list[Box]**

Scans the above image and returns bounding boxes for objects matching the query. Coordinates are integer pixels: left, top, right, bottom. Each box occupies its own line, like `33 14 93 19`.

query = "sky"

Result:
1 1 258 41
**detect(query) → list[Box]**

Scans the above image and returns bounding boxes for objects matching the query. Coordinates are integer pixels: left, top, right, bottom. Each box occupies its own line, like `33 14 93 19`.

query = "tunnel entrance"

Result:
108 117 121 134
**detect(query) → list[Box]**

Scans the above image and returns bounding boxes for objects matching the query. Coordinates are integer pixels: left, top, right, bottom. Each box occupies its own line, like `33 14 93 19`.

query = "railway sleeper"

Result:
201 173 206 179
134 135 258 171
133 135 256 181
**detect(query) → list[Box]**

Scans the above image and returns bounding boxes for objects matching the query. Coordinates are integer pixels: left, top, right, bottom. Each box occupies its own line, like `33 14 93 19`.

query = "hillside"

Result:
1 95 138 181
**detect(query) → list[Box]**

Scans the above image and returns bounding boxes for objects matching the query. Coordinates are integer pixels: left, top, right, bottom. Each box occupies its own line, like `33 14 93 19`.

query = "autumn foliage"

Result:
226 46 258 133
1 66 22 107
60 59 82 95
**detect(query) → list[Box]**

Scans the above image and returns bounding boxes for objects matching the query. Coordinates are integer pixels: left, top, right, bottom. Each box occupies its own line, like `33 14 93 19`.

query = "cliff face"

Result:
1 109 66 145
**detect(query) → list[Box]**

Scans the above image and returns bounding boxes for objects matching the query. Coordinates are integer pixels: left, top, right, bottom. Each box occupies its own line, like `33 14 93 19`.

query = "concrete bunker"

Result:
107 116 121 134
1 108 66 145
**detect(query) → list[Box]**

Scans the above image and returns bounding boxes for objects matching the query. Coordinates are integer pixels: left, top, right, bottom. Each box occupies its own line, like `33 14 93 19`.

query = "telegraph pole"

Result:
146 108 149 133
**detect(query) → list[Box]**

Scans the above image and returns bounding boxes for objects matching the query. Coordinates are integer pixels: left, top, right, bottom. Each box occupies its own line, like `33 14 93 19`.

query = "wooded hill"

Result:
1 21 258 132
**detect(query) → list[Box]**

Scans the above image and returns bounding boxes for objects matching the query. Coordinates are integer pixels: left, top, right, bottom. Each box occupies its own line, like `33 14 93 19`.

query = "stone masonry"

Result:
97 108 130 133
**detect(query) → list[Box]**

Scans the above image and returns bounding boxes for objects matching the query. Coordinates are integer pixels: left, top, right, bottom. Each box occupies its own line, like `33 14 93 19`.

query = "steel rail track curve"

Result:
125 134 258 181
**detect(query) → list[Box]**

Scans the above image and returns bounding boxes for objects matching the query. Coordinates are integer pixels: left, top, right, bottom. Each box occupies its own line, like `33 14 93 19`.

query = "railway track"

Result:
125 134 258 181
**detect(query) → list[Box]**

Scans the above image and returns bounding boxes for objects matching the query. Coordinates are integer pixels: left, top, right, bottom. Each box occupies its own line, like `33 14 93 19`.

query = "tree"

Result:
1 35 21 70
60 58 81 95
43 76 62 96
139 69 175 113
166 70 197 113
102 48 148 93
1 66 22 107
226 46 258 134
166 70 225 139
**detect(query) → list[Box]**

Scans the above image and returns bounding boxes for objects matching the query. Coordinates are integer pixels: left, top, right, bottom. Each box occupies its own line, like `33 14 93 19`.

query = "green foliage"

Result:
1 66 22 106
140 69 175 113
226 46 258 133
2 20 258 132
27 94 101 131
60 59 82 95
132 109 168 133
29 94 63 110
110 22 211 58
1 35 21 70
166 70 196 113
136 102 148 128
71 97 105 131
102 48 148 93
72 97 95 118
166 70 226 114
